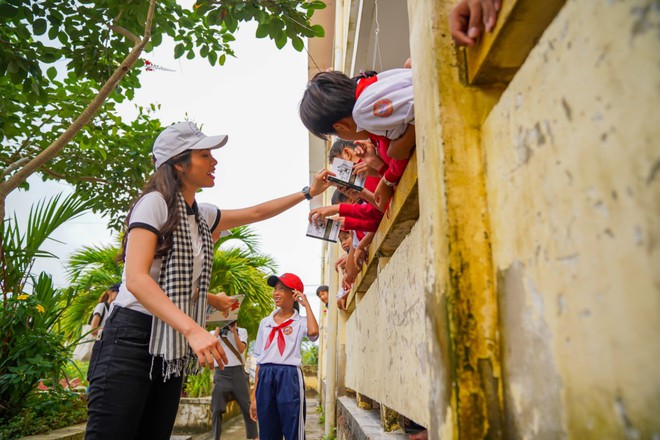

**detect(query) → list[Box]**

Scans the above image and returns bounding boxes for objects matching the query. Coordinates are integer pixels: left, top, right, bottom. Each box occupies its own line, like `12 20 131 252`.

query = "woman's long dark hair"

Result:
119 150 192 261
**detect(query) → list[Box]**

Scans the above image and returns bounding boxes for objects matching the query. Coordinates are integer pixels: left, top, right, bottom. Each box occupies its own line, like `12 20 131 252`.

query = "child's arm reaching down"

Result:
387 123 416 160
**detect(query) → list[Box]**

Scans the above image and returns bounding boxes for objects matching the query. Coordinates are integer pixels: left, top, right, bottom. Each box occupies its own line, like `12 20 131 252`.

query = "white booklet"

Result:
328 158 365 191
306 217 341 243
206 294 244 326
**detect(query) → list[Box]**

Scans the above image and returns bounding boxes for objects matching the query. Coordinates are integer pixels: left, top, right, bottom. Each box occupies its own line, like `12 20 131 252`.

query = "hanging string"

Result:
371 0 383 72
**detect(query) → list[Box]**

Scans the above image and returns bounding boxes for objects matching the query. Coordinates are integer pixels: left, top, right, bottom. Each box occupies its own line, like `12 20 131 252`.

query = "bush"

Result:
183 368 214 398
0 292 71 417
301 339 319 365
0 388 87 439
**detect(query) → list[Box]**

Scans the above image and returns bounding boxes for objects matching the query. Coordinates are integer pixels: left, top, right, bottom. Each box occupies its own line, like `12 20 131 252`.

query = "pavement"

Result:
173 392 325 440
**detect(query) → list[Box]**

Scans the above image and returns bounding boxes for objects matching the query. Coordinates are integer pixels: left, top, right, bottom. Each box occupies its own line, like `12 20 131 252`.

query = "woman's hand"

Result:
309 169 335 198
186 326 228 369
250 400 258 422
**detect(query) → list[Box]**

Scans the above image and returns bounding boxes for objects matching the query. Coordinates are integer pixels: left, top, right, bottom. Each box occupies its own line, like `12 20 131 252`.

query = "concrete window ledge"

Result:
19 423 86 440
337 397 408 440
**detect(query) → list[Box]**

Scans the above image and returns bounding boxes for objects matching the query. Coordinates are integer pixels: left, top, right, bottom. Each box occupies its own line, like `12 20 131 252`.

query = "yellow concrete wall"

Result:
345 223 430 427
482 0 660 438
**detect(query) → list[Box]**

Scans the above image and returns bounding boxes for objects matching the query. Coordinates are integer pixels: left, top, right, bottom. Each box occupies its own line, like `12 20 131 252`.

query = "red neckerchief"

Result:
264 318 294 355
355 75 378 99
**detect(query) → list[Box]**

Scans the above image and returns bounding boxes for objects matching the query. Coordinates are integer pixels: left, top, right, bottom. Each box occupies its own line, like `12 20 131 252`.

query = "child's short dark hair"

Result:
329 139 356 163
299 71 358 140
316 285 329 296
331 188 349 205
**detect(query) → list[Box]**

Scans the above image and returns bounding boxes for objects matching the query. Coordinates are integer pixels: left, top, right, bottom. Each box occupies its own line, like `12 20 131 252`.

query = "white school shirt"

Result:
253 309 318 366
353 68 415 140
112 192 221 316
211 327 248 368
91 302 110 327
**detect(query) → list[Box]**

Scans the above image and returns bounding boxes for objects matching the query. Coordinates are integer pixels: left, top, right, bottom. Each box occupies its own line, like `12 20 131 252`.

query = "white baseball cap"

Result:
153 121 228 169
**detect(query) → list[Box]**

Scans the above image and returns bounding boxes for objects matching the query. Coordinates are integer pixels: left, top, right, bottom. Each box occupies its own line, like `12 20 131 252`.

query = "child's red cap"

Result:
267 273 304 293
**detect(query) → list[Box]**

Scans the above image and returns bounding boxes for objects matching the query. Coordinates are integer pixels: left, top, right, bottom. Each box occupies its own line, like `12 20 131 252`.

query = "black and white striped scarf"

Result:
149 192 213 381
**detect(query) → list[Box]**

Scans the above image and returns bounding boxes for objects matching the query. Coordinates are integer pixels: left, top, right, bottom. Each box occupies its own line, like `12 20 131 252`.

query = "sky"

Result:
6 20 326 320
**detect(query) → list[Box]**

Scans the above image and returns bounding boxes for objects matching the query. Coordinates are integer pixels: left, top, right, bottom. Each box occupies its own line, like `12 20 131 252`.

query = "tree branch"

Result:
1 158 30 179
110 24 141 46
40 166 109 185
0 0 157 218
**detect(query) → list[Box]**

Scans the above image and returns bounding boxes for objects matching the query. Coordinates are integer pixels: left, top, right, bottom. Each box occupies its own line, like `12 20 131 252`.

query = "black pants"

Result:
212 366 259 440
85 307 184 440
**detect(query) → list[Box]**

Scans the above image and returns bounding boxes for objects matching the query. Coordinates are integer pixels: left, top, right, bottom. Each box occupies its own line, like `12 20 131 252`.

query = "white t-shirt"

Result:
112 192 221 316
211 327 248 368
254 309 318 367
353 68 415 140
91 302 110 327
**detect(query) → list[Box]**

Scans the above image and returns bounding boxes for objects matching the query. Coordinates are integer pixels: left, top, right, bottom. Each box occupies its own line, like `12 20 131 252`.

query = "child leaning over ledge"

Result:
299 63 414 211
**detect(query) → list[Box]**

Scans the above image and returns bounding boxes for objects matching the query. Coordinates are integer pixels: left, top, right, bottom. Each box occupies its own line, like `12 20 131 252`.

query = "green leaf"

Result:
151 32 162 47
33 18 48 35
208 50 217 65
255 23 269 39
200 45 208 57
0 3 19 18
291 36 304 52
174 43 185 59
219 54 226 66
46 66 57 80
186 49 195 60
311 24 325 38
275 33 287 50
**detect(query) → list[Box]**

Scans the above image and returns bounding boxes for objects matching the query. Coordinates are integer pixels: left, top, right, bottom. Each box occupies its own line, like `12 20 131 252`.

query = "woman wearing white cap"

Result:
86 122 332 440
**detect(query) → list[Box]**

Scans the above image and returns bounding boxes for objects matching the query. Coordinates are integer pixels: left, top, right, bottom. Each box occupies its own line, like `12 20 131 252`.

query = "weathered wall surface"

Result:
483 0 660 438
345 223 430 427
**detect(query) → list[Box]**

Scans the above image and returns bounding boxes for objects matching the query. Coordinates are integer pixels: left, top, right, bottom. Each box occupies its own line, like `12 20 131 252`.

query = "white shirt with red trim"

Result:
353 68 415 140
112 191 221 316
254 309 318 366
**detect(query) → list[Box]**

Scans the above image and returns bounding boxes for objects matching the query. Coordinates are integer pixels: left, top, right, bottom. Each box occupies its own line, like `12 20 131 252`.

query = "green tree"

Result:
0 0 326 226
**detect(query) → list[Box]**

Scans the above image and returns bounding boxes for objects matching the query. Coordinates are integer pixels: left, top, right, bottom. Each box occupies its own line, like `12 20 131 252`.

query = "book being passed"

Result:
306 217 341 243
206 294 244 326
327 158 365 191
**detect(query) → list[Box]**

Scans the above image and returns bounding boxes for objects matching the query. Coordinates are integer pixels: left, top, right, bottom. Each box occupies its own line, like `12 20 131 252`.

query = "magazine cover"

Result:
206 294 244 326
328 158 365 191
306 218 341 243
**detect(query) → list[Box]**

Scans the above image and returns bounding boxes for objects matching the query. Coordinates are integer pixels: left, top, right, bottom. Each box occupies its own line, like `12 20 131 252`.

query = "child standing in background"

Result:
250 273 319 440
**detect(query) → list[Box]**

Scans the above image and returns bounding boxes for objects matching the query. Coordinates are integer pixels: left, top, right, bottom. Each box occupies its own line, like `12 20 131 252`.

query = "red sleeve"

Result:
339 202 383 222
343 217 381 233
371 134 409 183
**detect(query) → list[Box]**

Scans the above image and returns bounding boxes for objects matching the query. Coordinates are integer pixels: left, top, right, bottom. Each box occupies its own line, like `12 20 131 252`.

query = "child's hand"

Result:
354 246 367 268
334 254 348 272
374 178 395 211
449 0 502 47
354 139 385 171
342 273 355 291
250 400 258 422
308 205 339 225
353 161 380 178
337 296 347 311
293 289 310 308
